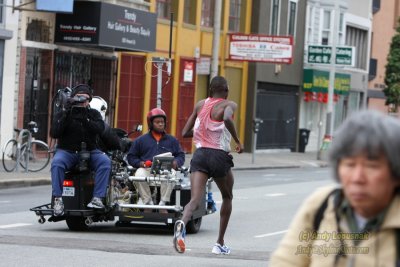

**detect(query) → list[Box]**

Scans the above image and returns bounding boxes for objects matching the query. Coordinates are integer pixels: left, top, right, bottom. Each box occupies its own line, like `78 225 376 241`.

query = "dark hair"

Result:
329 110 400 181
210 76 228 95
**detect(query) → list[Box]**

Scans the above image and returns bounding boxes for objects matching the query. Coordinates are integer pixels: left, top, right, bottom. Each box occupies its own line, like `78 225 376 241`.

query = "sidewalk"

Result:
0 151 327 189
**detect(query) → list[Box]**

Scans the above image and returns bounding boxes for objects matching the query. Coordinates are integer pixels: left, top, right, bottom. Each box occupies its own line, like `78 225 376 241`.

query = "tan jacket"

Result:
270 186 400 267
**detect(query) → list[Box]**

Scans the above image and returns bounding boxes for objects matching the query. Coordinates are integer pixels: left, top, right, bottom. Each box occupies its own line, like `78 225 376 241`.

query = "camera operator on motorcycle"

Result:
50 84 111 216
127 108 185 211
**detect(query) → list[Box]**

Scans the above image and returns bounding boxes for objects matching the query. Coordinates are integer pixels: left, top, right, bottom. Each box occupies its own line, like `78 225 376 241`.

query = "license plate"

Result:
62 187 75 197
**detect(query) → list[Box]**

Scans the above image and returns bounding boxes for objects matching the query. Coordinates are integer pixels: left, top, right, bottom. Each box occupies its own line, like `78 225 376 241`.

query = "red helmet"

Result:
147 108 167 129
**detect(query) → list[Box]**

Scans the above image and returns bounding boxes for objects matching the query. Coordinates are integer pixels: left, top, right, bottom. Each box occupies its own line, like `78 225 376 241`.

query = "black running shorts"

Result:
190 147 234 178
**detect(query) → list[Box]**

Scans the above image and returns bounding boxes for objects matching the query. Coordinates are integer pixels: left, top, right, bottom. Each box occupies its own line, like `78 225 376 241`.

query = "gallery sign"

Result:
55 1 157 52
228 34 293 64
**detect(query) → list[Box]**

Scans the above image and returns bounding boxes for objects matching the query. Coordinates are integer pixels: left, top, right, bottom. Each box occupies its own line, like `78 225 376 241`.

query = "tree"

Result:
384 18 400 113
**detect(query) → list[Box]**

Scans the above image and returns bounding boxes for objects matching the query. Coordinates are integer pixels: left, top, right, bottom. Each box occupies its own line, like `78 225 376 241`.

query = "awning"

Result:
303 69 350 95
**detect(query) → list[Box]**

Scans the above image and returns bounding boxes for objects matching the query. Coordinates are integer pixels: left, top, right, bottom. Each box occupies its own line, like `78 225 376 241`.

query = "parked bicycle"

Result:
2 121 50 172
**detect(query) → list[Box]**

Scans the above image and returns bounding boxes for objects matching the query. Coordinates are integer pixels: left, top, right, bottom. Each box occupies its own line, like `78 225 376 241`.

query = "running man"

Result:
174 75 244 254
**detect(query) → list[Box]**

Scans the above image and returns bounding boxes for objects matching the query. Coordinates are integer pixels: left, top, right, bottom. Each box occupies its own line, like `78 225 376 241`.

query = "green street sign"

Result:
307 45 355 66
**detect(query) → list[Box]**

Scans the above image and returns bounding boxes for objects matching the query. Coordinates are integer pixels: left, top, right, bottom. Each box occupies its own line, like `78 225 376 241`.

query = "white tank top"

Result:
193 97 231 152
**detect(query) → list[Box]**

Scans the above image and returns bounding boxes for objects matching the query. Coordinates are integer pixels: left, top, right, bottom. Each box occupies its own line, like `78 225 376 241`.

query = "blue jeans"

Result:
51 148 111 198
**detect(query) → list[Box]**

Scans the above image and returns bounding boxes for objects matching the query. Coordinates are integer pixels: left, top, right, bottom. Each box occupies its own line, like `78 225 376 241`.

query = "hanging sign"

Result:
183 61 194 82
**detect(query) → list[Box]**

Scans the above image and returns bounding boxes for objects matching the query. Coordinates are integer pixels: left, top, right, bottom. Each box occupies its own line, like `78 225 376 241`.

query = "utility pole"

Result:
210 0 222 79
319 1 340 159
155 13 173 109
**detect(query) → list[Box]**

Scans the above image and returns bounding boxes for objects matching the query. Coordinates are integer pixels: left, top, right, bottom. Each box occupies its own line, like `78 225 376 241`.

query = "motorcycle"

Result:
30 128 216 234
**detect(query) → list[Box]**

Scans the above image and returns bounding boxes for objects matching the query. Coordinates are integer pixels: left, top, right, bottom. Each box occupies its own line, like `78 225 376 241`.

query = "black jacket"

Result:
97 124 122 152
50 106 105 152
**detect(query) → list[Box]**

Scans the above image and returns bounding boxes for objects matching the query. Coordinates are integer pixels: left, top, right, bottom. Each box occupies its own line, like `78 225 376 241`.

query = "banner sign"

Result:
228 34 293 64
303 69 350 95
55 1 156 52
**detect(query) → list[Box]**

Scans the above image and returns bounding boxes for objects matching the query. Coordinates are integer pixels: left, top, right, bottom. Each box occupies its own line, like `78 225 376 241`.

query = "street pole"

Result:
156 61 163 108
156 13 173 109
319 1 340 159
210 0 222 79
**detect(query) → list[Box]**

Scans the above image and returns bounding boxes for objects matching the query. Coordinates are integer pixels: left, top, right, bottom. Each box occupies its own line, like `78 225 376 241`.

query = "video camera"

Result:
68 95 90 105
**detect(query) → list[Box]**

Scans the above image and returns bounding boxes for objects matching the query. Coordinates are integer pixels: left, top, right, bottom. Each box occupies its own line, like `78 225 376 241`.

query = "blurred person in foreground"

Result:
270 110 400 266
173 76 244 254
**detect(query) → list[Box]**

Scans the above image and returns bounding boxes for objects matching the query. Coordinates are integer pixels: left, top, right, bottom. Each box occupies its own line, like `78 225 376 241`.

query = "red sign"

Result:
183 61 193 82
228 34 293 64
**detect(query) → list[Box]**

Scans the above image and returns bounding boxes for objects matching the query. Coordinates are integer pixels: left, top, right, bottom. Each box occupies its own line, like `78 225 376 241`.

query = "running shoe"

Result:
87 197 105 209
53 197 64 216
212 243 231 255
173 220 186 253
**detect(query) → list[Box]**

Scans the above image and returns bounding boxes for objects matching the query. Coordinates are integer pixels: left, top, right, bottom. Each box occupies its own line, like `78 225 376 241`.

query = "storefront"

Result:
17 1 157 143
300 69 351 151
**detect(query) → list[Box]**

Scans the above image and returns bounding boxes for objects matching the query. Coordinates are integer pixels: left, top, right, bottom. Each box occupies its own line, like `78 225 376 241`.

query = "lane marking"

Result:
0 201 11 203
263 174 276 177
299 161 319 167
255 230 287 238
313 170 329 173
265 193 286 197
0 223 32 229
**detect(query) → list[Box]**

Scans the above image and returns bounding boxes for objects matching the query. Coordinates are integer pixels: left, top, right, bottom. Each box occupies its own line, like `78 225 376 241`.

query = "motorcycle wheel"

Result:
66 217 89 231
186 217 202 234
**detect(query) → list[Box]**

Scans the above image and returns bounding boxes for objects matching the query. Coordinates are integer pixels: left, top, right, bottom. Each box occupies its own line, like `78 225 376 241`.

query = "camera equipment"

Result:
69 95 89 105
78 142 90 172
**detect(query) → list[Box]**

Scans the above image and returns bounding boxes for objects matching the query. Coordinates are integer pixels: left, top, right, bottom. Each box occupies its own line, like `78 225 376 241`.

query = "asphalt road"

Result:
0 167 335 267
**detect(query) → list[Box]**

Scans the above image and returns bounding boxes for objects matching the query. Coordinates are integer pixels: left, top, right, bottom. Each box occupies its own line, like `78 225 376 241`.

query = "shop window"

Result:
26 18 51 43
287 0 297 37
201 0 214 27
0 0 3 25
184 0 196 25
156 0 178 21
346 26 368 70
229 0 241 32
305 5 314 45
321 10 331 45
270 0 280 35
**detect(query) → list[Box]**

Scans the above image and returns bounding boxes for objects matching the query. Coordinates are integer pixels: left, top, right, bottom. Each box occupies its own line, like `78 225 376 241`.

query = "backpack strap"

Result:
396 229 400 267
313 188 342 231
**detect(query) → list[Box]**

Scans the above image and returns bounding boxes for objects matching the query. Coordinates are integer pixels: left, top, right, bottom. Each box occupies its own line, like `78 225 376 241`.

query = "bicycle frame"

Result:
2 121 50 173
15 129 32 173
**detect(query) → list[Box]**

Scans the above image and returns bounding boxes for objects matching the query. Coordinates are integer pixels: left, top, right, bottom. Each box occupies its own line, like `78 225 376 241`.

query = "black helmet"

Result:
71 84 93 101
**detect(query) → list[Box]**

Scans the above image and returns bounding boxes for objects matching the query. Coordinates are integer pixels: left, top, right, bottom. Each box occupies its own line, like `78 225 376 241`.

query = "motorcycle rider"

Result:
50 84 111 216
127 108 185 211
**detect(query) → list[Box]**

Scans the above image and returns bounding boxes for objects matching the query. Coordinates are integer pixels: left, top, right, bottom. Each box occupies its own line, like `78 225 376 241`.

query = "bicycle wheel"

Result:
2 139 18 172
20 140 50 172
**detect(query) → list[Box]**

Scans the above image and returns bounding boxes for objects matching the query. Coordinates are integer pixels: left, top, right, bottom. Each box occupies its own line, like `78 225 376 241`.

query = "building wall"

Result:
0 1 20 153
245 0 307 152
132 0 251 151
299 0 372 152
368 0 400 112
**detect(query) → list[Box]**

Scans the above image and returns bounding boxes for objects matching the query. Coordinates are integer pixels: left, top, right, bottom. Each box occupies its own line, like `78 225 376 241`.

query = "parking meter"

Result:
252 118 263 164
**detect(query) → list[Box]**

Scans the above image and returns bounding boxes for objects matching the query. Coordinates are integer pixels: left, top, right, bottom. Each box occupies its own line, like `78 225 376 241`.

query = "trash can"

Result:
298 129 311 153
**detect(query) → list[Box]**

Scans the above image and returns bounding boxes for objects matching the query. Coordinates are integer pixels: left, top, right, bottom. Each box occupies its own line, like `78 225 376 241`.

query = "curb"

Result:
0 163 328 190
0 178 51 189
